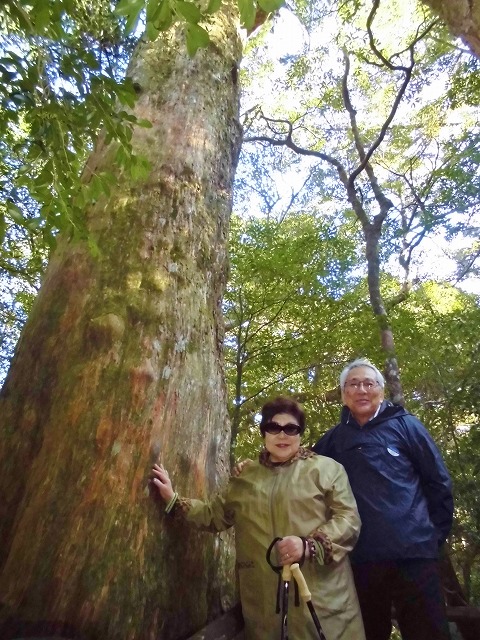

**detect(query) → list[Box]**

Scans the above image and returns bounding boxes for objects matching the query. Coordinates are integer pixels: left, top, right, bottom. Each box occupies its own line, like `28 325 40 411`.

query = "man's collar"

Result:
370 403 382 421
345 400 386 425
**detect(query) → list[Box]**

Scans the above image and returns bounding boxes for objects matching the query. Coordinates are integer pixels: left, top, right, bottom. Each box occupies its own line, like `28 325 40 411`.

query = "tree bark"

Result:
423 0 480 58
440 550 480 640
0 5 242 639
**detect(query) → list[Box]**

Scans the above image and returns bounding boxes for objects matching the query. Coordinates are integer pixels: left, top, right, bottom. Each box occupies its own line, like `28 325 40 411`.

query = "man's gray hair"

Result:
339 358 385 389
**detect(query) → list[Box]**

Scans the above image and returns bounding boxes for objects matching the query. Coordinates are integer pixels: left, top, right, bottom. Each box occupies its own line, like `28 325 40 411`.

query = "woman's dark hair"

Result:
259 396 306 436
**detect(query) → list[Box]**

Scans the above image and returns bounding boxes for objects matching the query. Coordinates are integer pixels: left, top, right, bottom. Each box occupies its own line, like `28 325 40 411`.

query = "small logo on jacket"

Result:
387 446 400 456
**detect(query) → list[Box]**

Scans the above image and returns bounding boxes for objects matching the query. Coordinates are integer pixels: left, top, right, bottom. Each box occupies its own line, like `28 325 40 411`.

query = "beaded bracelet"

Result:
307 537 317 562
165 491 178 514
307 536 327 564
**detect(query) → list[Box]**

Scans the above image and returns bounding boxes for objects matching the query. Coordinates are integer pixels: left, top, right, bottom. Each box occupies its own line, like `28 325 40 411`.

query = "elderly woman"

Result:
151 396 365 640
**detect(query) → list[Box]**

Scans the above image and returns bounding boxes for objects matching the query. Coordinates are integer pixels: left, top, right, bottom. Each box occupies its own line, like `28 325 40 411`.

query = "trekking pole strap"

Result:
266 538 300 609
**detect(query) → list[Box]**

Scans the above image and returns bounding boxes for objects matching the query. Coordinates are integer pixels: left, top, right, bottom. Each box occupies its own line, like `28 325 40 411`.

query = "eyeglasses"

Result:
263 422 302 436
344 380 380 391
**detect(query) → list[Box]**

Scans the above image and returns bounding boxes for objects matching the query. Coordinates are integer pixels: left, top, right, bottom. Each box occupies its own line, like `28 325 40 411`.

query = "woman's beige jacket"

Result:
173 448 365 640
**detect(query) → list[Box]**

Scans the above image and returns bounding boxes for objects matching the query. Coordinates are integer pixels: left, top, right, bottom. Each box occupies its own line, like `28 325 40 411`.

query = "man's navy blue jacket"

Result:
313 401 453 564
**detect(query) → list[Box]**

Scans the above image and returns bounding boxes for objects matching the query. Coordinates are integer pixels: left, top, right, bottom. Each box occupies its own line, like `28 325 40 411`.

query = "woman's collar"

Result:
259 446 315 468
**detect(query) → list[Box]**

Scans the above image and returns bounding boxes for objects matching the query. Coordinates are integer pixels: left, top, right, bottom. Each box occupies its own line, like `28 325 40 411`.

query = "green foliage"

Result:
447 57 480 109
224 212 368 458
116 0 285 41
0 0 147 380
0 0 286 262
0 220 45 380
390 282 480 418
241 0 480 259
447 424 480 604
0 0 144 249
237 0 256 29
185 23 210 56
386 282 480 603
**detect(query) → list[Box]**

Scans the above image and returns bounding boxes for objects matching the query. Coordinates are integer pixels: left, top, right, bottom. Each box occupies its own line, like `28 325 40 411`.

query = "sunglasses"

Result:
263 422 302 436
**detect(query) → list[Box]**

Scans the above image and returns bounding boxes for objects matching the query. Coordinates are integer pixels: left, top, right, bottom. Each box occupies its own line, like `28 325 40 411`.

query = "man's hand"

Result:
231 459 253 477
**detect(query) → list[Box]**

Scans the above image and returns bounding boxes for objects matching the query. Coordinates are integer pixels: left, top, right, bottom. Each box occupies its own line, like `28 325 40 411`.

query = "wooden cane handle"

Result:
291 563 311 601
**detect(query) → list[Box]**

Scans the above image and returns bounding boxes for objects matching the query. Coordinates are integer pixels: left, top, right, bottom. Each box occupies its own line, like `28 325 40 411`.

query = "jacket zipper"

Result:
268 468 282 541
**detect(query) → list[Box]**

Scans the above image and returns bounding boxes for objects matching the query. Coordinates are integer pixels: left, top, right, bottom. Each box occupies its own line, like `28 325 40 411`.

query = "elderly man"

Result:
313 358 453 640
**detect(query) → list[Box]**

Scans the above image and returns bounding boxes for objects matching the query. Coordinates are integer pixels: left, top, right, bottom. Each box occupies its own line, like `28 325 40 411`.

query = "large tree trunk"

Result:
0 5 242 639
423 0 480 58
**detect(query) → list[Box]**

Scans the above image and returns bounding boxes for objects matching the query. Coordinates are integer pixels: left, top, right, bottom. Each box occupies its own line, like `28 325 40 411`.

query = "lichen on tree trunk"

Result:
0 5 242 639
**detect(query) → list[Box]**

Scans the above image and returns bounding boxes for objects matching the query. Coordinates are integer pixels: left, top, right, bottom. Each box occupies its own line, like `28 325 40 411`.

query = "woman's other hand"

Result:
151 463 175 502
276 536 305 565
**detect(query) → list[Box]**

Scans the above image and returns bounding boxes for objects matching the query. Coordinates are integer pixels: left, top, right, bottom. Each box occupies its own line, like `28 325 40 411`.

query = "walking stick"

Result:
290 563 327 640
280 563 292 640
267 537 296 640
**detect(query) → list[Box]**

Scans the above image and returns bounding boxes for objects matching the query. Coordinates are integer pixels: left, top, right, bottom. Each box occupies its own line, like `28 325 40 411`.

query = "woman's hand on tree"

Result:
151 463 175 502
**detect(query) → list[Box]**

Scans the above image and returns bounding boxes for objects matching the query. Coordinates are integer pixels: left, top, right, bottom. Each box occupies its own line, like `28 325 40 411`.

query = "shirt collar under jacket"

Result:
259 446 315 468
344 399 392 426
370 403 382 420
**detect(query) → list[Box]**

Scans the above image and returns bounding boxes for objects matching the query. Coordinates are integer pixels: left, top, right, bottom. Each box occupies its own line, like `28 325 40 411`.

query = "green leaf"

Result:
83 51 100 70
156 0 173 30
185 23 210 56
116 83 137 108
125 7 142 33
5 2 32 33
130 155 151 181
0 210 6 244
88 175 104 200
176 1 202 24
0 57 24 80
146 0 162 22
115 0 144 33
30 3 51 34
118 111 138 122
87 235 101 258
136 118 153 128
114 0 143 17
6 201 24 224
115 145 129 167
7 92 35 108
206 0 222 14
237 0 256 30
99 173 113 197
26 217 44 231
145 20 161 40
258 0 283 12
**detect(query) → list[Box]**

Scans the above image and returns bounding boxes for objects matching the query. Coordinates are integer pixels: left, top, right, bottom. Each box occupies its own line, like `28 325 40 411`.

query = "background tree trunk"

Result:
423 0 480 58
0 6 242 639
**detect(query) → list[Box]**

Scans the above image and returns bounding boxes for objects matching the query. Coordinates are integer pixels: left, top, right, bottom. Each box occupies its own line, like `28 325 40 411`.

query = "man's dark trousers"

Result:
352 558 451 640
